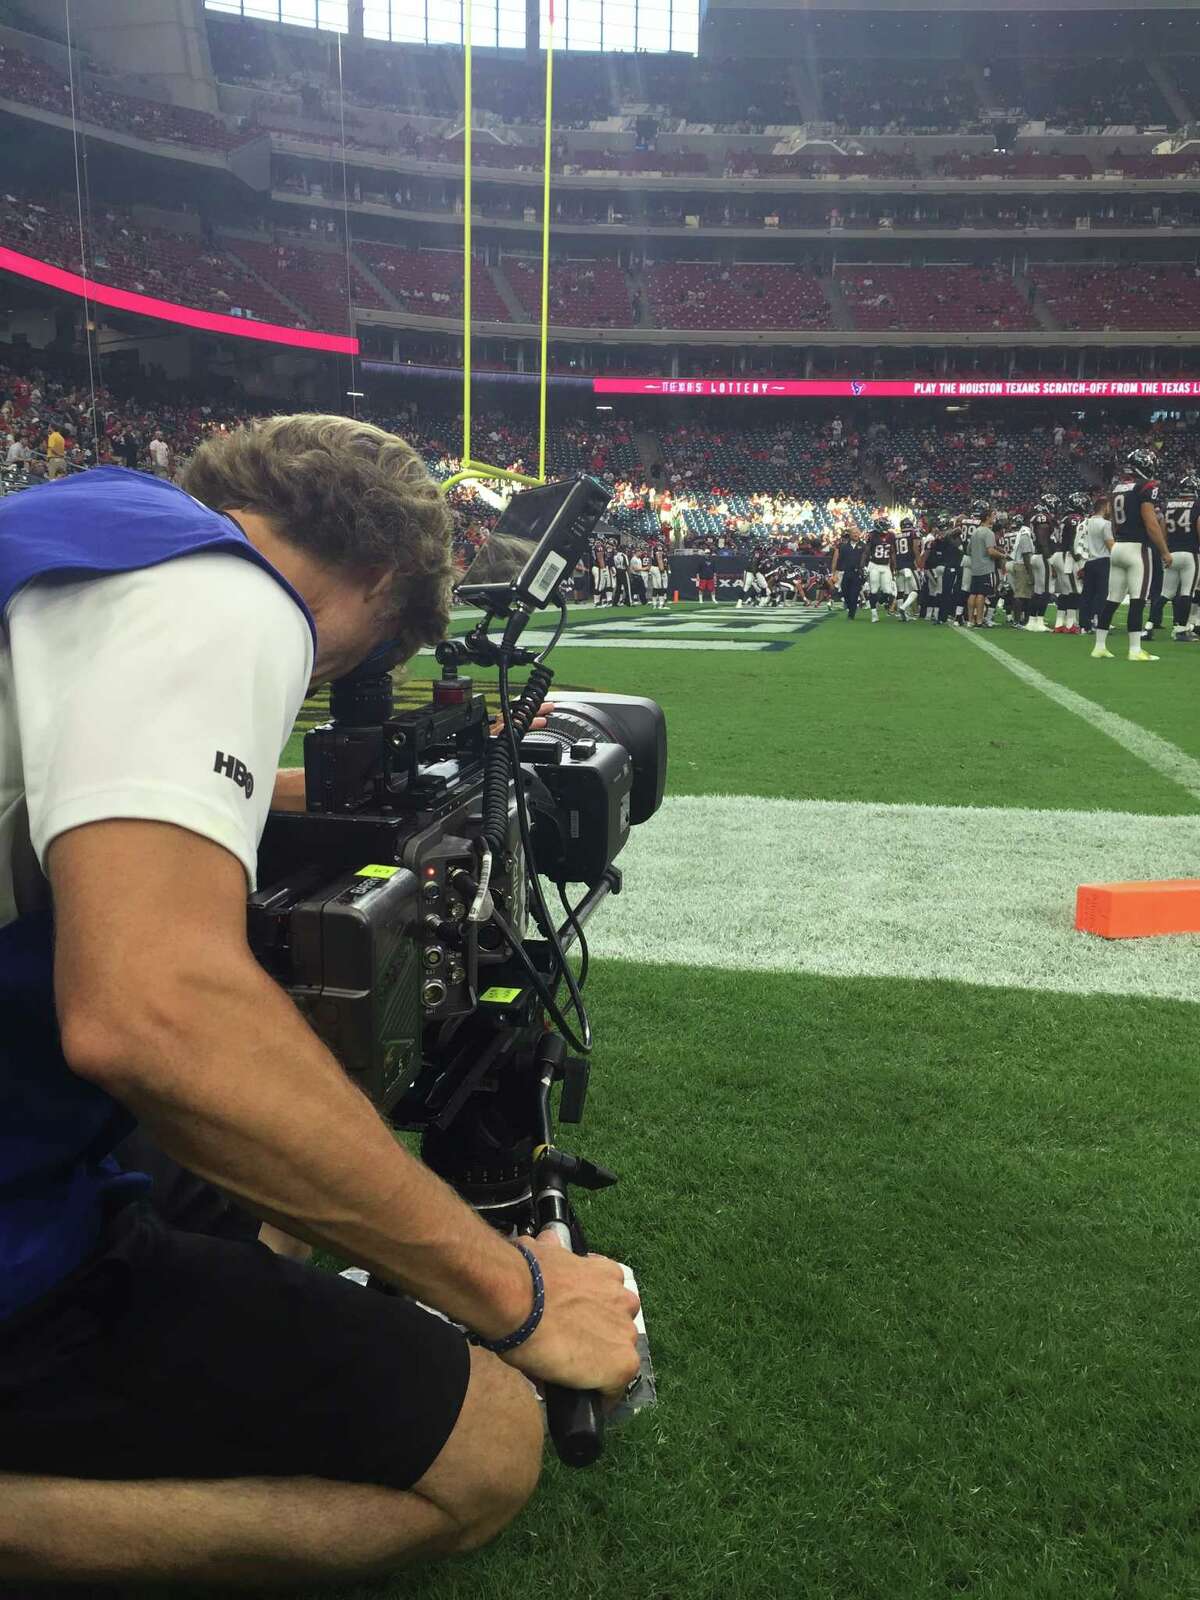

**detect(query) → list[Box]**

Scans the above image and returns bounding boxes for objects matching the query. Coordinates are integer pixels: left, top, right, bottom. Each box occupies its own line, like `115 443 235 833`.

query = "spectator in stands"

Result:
148 432 172 479
45 425 67 480
115 428 141 471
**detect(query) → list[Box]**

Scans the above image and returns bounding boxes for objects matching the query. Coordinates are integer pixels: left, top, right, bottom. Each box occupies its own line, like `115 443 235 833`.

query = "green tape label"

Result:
356 864 399 879
480 986 522 1004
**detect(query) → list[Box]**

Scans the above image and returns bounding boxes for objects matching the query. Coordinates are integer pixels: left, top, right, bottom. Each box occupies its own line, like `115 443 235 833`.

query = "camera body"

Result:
248 672 664 1128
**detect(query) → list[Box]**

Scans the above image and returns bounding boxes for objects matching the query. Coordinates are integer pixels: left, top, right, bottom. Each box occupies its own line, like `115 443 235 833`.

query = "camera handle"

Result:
530 1032 618 1468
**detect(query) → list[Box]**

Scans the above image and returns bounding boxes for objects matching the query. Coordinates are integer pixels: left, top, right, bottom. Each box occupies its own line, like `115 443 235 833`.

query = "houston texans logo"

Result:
851 380 865 396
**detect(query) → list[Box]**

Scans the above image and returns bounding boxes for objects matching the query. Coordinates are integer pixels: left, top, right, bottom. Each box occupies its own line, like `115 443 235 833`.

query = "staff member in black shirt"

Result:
696 554 717 604
831 529 866 620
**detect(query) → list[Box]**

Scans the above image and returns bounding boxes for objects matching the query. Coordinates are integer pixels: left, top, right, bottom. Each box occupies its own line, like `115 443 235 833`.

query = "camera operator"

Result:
0 415 640 1589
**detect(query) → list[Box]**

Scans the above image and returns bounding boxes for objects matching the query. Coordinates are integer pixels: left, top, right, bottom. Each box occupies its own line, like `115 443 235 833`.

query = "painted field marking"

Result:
419 637 782 656
551 636 785 652
963 629 1200 806
587 793 1200 1004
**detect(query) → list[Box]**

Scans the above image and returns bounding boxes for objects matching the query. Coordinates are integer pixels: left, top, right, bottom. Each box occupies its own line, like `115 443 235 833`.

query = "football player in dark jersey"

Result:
591 539 613 606
916 518 937 621
1093 447 1173 661
988 509 1012 625
893 515 920 621
1051 491 1089 634
736 548 771 608
1029 495 1059 630
923 513 952 625
648 541 670 609
1148 471 1200 643
865 518 896 623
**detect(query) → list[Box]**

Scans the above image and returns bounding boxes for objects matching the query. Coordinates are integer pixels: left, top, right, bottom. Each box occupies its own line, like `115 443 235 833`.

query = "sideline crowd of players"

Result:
577 445 1200 667
586 535 837 609
826 445 1198 661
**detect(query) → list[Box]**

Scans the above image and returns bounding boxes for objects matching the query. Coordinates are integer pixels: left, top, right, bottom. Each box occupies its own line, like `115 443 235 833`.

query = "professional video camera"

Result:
248 475 666 1464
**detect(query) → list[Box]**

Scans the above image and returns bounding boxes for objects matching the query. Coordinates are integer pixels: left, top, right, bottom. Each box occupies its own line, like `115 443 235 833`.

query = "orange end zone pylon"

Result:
1075 880 1200 939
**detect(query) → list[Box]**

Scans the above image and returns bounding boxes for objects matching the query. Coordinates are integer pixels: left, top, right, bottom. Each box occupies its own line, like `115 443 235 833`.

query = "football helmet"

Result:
1126 447 1159 480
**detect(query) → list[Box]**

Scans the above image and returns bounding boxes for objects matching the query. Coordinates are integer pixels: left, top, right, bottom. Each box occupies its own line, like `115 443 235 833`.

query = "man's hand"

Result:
503 1236 641 1396
490 700 554 738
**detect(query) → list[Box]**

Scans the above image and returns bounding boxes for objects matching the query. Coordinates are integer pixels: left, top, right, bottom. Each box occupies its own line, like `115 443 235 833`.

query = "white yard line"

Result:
962 628 1200 806
588 794 1200 1003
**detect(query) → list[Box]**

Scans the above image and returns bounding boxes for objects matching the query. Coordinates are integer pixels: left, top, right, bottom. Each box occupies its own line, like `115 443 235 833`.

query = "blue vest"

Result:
0 468 315 1319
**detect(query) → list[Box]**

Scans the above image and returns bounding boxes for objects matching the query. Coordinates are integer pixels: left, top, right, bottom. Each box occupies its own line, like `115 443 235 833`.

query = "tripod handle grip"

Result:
545 1382 605 1468
534 1217 605 1467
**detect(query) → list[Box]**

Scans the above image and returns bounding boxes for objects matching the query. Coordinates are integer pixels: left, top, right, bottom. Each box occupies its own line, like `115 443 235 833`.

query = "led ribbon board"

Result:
0 244 359 355
592 378 1197 400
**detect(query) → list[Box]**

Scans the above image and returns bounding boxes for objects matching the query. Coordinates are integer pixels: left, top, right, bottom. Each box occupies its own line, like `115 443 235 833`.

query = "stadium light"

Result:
346 389 365 397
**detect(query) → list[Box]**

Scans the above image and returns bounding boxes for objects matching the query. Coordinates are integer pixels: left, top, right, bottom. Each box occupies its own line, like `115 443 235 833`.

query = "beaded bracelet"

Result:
470 1243 545 1355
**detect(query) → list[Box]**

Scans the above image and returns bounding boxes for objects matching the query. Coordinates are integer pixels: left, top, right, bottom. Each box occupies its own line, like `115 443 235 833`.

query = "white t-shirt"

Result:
1080 515 1113 561
1008 526 1035 569
148 439 170 468
1 553 313 930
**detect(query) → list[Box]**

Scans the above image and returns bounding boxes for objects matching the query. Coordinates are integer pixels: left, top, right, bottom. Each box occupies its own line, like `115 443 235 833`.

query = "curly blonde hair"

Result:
182 413 453 664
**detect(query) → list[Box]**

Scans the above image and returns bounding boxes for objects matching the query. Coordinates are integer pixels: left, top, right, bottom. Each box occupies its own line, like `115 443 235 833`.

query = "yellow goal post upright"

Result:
439 0 556 500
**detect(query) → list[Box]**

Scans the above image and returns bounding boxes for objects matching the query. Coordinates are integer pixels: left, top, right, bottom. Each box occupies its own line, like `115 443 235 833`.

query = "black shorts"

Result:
970 575 994 596
0 1159 471 1491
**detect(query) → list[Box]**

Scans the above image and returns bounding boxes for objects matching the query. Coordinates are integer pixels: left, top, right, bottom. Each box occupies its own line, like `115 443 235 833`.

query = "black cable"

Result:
489 901 589 1049
556 882 590 992
534 596 569 663
497 653 592 1053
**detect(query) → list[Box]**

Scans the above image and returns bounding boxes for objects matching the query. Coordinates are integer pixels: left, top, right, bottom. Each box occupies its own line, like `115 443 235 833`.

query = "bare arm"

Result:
271 768 307 811
50 819 638 1389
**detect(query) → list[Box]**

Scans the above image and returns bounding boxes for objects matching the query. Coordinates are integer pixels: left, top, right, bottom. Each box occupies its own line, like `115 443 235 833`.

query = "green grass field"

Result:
265 601 1200 1600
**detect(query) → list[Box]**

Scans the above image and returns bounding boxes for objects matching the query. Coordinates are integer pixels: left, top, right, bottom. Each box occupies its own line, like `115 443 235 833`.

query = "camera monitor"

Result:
455 475 612 613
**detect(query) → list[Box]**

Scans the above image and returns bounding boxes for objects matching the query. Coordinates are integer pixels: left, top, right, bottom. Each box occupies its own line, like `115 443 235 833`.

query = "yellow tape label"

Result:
356 864 400 879
480 986 523 1004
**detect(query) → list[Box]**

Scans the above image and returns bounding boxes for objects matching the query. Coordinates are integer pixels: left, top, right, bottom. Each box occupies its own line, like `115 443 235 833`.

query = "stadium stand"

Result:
727 150 920 179
352 241 511 322
877 416 1198 510
224 236 384 327
1029 264 1200 332
502 258 635 328
982 59 1172 130
836 266 1039 332
934 153 1095 181
1098 153 1200 179
3 346 1199 565
645 263 832 331
810 61 984 134
0 42 248 151
0 194 301 326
